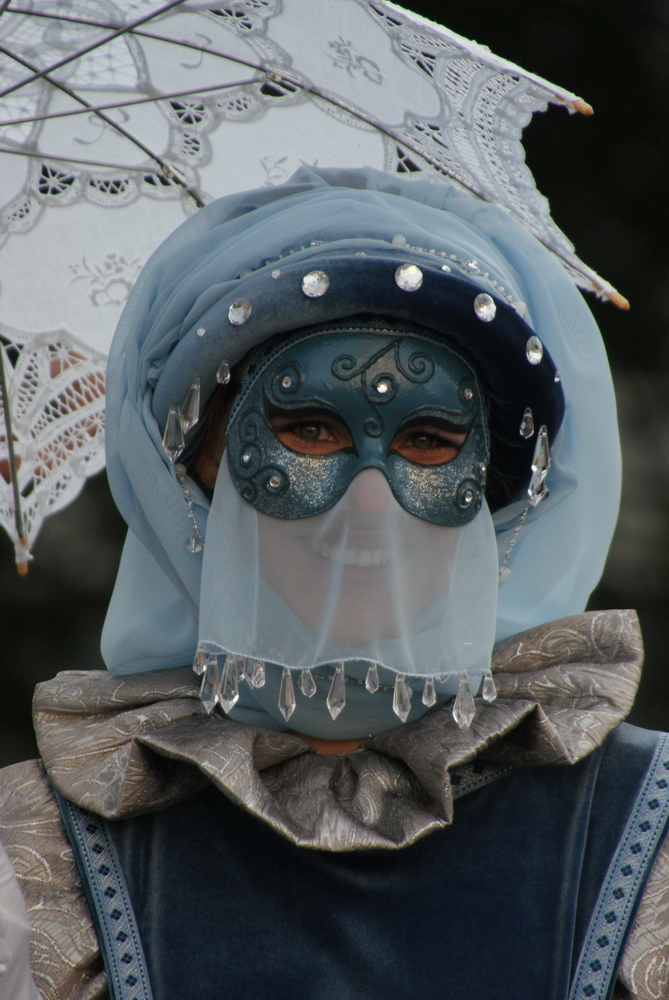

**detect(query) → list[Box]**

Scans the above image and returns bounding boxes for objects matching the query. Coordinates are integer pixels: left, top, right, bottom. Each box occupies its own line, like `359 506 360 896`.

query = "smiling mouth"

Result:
310 539 391 567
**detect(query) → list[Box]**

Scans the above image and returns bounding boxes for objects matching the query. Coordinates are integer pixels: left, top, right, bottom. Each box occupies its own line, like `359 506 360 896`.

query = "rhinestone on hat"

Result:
302 270 330 297
526 336 544 365
395 263 423 291
473 293 496 322
196 327 206 337
376 379 391 395
268 474 281 489
272 269 281 279
463 387 473 401
228 299 252 326
281 374 293 389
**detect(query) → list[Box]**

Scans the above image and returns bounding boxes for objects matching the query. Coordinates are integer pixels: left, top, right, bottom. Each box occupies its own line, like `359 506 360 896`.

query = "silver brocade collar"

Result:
34 610 642 851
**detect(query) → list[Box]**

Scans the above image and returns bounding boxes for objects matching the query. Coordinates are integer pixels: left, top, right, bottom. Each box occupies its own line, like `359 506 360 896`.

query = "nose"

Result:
346 468 392 515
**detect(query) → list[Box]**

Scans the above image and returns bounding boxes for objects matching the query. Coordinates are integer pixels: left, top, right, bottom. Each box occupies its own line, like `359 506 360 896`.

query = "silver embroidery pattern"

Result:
619 836 669 999
0 759 109 1000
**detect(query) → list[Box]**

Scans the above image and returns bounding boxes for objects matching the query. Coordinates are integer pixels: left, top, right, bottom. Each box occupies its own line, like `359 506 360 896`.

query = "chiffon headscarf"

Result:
101 166 621 733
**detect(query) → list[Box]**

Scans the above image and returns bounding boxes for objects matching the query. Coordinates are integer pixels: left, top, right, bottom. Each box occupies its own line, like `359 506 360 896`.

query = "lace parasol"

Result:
0 0 623 570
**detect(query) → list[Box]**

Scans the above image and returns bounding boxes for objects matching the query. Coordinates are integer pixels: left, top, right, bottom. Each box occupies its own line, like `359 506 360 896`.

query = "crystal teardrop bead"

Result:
219 655 240 714
235 655 247 681
394 263 423 291
216 360 231 385
528 425 551 505
326 662 346 720
299 668 317 698
452 673 476 729
228 299 252 325
422 676 437 707
192 645 206 675
162 405 185 462
186 534 203 553
199 659 219 714
526 335 544 365
473 293 496 322
392 673 412 722
481 671 497 703
519 407 534 439
248 659 266 688
365 662 380 694
279 667 296 721
179 378 201 431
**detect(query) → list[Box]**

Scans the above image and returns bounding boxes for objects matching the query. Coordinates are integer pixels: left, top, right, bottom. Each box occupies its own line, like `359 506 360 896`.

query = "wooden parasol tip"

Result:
607 291 631 310
572 99 594 116
16 535 30 576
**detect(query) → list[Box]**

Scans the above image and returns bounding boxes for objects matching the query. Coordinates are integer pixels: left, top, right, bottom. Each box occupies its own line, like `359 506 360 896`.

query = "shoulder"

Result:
0 760 108 1000
605 726 669 1000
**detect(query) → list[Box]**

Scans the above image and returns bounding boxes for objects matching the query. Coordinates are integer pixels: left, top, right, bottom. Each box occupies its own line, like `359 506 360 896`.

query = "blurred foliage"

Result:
1 0 668 766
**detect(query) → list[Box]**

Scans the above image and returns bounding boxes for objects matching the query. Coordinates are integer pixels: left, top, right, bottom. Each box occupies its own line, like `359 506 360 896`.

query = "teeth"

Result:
314 540 390 567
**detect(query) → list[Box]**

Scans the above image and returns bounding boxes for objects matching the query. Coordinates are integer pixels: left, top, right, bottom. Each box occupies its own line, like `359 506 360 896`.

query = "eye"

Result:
390 423 467 466
270 412 353 455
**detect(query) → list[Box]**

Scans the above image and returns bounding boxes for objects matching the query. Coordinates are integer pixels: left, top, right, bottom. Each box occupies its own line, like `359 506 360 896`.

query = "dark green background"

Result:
2 0 669 766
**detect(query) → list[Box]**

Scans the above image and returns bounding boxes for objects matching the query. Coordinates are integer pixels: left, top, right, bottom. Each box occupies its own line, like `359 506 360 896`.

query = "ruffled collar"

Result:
34 610 642 851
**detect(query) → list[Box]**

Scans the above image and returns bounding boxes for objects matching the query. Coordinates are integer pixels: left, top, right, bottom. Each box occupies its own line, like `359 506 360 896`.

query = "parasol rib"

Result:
0 147 175 174
0 340 29 573
0 42 205 207
0 0 189 100
0 77 261 128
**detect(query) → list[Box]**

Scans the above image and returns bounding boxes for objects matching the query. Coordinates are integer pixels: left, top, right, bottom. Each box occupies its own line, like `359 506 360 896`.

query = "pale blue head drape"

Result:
102 166 621 732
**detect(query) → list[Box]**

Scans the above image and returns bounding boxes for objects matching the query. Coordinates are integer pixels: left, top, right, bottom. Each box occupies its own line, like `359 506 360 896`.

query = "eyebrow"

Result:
394 413 473 436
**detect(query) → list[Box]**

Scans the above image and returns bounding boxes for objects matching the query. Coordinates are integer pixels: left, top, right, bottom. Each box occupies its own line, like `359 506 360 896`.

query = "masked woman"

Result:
1 166 668 1000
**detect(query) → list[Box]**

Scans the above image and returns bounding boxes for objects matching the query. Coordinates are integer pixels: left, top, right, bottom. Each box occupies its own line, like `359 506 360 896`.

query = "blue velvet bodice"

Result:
60 723 669 1000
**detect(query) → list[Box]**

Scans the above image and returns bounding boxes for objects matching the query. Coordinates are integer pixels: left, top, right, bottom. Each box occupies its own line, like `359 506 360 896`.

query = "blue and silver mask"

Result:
227 322 489 527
